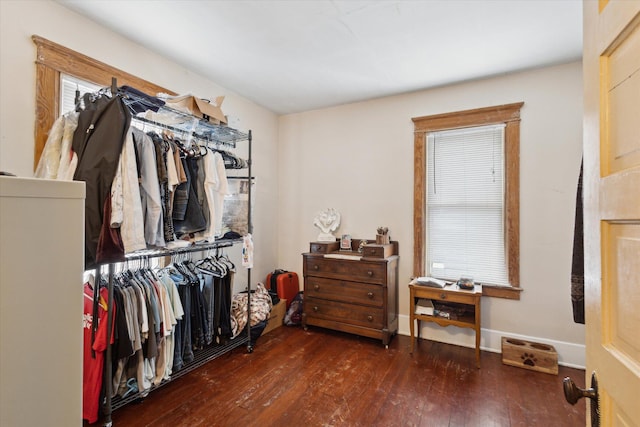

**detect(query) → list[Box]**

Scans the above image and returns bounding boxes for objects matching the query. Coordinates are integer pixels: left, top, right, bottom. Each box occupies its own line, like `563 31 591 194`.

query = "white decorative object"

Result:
313 208 341 242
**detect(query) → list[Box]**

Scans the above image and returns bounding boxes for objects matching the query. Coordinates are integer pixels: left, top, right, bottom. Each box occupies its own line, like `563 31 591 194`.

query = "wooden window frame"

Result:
32 35 176 169
412 103 524 300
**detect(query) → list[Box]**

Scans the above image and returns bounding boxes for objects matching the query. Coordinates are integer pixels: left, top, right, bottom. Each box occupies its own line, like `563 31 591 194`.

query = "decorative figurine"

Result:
313 208 341 242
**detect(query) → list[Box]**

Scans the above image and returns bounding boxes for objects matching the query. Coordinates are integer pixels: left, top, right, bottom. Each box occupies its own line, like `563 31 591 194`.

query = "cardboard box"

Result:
165 94 227 124
263 299 287 335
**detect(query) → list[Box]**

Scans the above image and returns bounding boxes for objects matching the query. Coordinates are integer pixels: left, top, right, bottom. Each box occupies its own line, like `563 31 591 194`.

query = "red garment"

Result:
82 283 114 424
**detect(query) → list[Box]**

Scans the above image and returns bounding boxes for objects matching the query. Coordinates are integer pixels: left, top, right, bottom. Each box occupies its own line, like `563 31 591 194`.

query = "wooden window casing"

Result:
412 103 524 300
32 35 176 169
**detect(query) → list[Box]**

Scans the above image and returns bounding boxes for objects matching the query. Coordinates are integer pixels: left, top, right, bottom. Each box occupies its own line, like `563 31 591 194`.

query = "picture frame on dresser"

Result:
340 234 352 250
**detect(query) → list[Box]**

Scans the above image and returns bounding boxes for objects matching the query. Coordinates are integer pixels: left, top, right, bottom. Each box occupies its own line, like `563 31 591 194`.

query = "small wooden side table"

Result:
409 283 482 368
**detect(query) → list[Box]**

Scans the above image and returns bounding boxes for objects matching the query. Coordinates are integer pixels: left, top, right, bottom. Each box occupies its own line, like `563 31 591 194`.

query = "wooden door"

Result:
582 0 640 425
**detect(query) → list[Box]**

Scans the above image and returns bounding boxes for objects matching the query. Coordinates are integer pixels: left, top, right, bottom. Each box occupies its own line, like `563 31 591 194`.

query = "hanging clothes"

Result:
131 127 166 248
82 282 113 424
34 111 79 180
571 160 585 324
110 127 146 253
173 156 207 236
73 94 131 269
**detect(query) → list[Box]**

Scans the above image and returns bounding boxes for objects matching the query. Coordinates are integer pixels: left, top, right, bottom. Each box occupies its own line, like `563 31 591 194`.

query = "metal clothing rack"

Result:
119 90 248 149
96 80 254 427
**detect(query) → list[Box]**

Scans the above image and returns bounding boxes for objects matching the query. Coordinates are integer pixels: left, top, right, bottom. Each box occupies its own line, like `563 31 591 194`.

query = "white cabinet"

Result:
0 177 85 427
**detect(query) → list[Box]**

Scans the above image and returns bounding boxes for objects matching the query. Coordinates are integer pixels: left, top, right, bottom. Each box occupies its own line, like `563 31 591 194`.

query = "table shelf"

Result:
409 283 482 368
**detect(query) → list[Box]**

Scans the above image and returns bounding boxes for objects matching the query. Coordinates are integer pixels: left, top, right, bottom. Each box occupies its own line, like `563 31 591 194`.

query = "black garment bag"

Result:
72 94 131 269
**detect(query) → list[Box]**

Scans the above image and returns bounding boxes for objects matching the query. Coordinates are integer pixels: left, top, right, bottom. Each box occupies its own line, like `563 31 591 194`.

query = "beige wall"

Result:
0 0 585 366
0 0 280 284
278 61 585 366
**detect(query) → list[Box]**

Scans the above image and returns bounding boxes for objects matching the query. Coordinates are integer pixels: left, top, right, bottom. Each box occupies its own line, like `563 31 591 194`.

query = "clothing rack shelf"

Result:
96 81 254 427
110 333 249 411
121 239 236 262
119 89 249 148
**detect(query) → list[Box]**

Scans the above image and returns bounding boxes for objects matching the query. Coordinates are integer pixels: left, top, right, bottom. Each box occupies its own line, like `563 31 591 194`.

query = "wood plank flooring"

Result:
102 326 586 426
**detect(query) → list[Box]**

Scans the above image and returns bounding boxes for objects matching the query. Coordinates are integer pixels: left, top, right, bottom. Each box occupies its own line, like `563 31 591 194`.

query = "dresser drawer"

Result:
414 286 481 305
305 277 383 307
361 243 394 259
309 241 340 254
304 257 387 284
305 296 384 329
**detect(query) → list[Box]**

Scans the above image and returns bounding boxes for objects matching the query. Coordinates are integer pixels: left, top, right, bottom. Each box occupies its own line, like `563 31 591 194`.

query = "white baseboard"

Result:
397 314 585 369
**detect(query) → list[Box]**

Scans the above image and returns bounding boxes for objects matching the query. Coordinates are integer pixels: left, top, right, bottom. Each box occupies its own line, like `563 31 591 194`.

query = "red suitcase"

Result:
266 270 299 310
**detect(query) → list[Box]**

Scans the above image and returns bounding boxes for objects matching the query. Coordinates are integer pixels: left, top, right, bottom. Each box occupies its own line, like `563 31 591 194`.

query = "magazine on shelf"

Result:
415 299 434 315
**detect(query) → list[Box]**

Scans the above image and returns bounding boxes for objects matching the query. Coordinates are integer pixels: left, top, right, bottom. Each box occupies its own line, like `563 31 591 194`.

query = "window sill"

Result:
481 284 522 300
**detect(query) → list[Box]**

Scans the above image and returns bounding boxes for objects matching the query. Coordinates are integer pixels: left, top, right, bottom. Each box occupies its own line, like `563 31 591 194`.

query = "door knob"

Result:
563 372 600 427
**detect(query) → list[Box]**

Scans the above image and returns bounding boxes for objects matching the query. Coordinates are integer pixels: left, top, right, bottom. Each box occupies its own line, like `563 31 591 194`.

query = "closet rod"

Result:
121 240 236 262
130 115 239 149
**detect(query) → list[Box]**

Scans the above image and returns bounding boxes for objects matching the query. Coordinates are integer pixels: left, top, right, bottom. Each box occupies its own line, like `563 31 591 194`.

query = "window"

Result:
60 74 102 115
427 124 508 285
32 35 175 169
413 103 523 299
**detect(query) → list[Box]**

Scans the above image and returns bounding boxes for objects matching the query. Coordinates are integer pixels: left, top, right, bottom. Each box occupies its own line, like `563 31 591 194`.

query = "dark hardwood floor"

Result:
103 326 586 427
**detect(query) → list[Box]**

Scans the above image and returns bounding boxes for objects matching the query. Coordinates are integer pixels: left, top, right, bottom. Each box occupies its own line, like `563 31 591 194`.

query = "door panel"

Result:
601 223 640 362
601 21 640 175
584 0 640 426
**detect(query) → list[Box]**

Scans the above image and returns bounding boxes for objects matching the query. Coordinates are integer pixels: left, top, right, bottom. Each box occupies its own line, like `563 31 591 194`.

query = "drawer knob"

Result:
313 306 319 312
440 293 447 299
367 315 373 322
313 284 320 291
367 271 373 277
367 292 374 299
313 265 319 270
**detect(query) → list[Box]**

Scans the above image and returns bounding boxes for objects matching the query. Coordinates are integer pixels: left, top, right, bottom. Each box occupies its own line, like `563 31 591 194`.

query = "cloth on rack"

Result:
173 157 207 236
219 150 248 169
73 94 131 269
157 272 184 380
198 255 235 344
132 128 166 248
203 151 229 239
34 112 79 180
98 251 238 411
195 154 211 240
120 85 165 114
194 150 226 241
149 132 176 244
110 127 146 253
96 193 125 264
83 283 113 424
571 160 585 324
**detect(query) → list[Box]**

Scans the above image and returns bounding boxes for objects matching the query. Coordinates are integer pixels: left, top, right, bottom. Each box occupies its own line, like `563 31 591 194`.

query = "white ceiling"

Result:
57 0 583 115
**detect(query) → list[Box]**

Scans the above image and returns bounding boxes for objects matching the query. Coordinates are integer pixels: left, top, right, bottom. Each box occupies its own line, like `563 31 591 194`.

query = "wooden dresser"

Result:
302 240 399 347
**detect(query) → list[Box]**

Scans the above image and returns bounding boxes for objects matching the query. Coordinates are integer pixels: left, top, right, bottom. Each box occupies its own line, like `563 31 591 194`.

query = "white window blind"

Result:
427 124 508 286
60 74 102 115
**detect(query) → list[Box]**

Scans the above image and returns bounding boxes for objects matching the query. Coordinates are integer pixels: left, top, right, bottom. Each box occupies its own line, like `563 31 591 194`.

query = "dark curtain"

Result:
571 160 585 324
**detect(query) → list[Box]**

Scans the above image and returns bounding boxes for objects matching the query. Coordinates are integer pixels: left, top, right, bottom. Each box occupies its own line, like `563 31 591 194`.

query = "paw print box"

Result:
501 337 558 375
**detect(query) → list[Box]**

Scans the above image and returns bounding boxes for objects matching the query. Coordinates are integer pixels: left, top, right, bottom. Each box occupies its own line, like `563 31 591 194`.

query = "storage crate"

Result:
263 299 287 335
501 337 558 375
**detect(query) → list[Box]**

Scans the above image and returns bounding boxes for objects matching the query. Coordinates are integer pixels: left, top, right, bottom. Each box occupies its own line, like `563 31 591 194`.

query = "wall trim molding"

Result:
397 314 585 369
